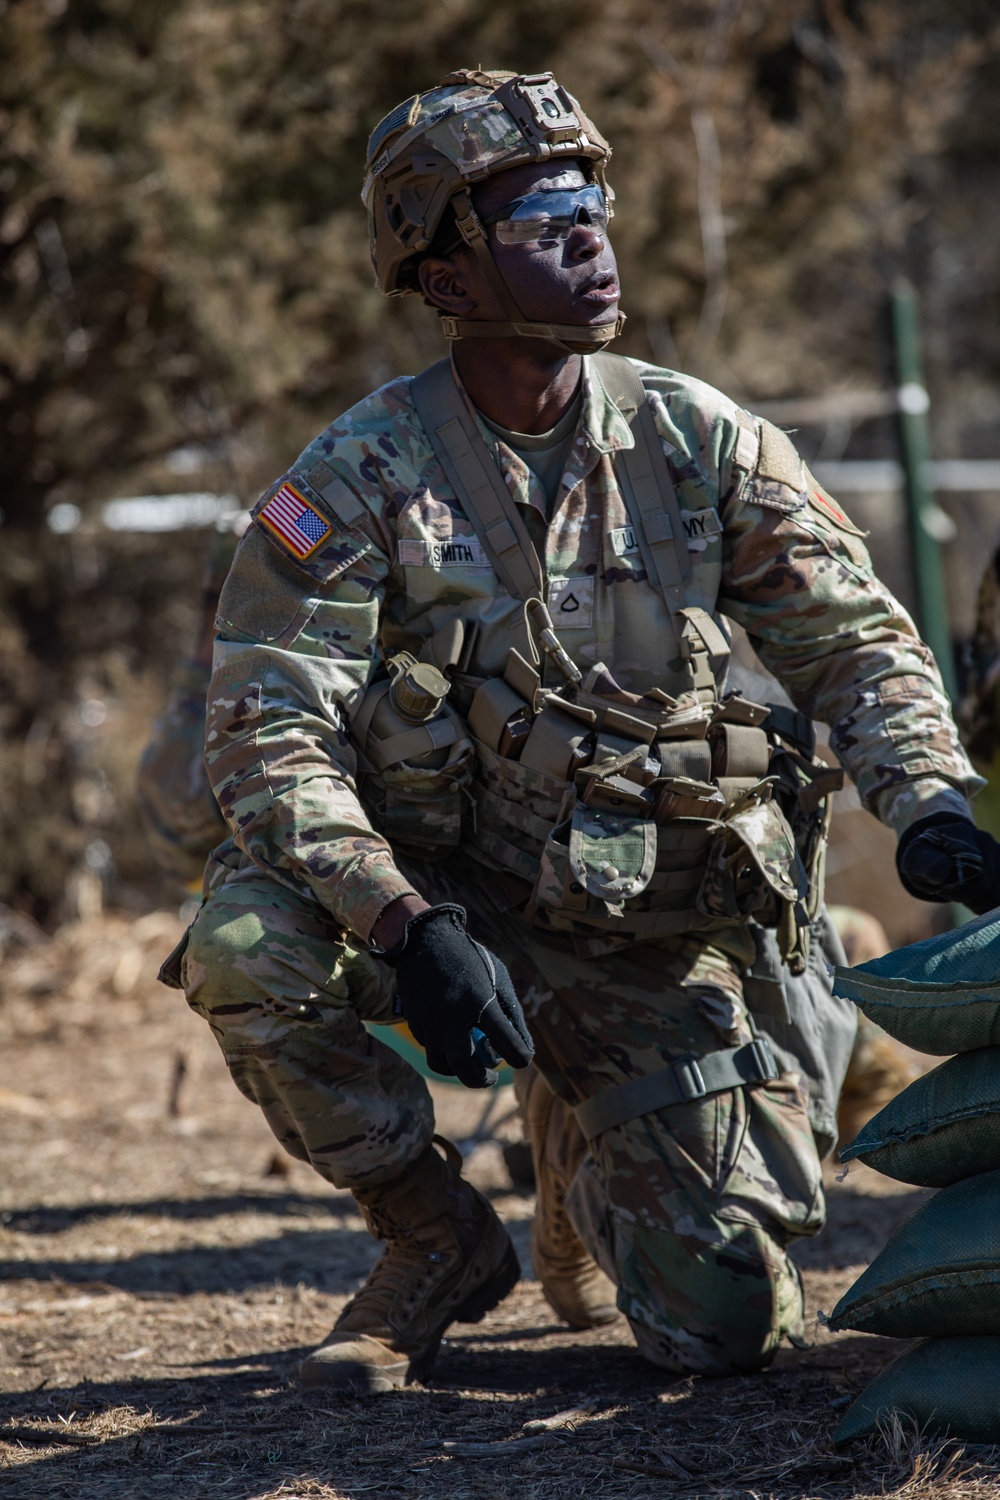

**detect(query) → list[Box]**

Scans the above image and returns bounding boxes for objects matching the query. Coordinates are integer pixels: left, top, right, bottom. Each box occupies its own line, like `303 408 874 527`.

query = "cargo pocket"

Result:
718 1074 825 1240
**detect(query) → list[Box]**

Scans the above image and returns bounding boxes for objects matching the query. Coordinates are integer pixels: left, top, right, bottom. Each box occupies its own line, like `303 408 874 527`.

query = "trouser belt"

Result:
573 1036 779 1142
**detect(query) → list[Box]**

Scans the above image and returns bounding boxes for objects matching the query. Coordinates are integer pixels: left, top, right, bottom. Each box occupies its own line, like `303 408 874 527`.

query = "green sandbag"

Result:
833 907 1000 1054
841 1047 1000 1187
827 1169 1000 1337
835 1336 1000 1444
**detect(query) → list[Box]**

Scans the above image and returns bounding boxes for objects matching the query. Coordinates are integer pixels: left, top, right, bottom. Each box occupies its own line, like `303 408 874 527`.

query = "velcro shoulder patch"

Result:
733 410 759 472
253 473 372 584
743 420 807 515
758 421 805 490
302 460 368 528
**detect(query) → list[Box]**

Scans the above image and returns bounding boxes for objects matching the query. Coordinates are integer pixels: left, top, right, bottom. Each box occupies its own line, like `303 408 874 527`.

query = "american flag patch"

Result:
259 482 332 558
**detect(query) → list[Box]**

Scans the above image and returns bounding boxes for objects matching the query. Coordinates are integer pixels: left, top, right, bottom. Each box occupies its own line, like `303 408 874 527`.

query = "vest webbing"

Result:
409 358 543 604
591 352 692 608
409 352 691 613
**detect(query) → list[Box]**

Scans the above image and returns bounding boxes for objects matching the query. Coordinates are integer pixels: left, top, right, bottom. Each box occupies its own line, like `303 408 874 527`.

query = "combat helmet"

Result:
362 69 624 354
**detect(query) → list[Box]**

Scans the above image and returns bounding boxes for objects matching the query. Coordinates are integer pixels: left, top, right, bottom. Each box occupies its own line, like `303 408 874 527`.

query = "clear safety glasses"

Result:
485 185 611 246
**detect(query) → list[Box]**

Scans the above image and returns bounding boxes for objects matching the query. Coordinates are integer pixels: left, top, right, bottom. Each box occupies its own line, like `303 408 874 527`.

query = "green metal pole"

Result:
890 278 957 702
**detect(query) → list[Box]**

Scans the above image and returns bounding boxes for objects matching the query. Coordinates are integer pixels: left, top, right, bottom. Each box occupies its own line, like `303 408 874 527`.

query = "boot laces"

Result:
340 1239 451 1327
536 1166 596 1269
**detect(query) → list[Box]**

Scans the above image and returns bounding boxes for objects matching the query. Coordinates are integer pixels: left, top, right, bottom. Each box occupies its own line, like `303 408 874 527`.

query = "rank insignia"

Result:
259 482 332 558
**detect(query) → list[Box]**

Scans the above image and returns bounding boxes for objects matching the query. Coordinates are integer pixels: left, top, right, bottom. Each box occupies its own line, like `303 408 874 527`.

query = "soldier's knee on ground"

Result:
624 1224 804 1377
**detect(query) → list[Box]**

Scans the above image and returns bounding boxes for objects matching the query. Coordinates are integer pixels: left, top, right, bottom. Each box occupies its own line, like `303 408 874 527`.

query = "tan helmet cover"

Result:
363 70 622 353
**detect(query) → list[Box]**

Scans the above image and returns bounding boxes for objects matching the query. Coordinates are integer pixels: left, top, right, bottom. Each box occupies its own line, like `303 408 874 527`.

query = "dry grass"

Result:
1 909 998 1500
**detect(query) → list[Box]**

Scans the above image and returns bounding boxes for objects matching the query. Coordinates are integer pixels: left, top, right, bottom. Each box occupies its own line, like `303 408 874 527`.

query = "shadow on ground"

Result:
0 1219 388 1300
0 1332 918 1500
0 1191 350 1236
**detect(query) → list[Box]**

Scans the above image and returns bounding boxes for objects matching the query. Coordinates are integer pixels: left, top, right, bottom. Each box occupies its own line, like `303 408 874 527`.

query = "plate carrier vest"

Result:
354 353 844 978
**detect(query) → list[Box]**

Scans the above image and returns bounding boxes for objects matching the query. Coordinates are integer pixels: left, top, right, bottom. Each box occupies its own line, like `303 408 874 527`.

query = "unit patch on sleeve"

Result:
807 480 868 536
259 482 333 559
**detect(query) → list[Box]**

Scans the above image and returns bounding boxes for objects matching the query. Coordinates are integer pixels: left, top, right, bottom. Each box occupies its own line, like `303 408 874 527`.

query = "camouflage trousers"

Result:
181 840 431 1189
409 857 824 1376
182 841 826 1375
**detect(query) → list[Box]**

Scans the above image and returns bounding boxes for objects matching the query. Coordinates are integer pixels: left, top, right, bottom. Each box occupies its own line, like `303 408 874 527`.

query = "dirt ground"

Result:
1 910 998 1500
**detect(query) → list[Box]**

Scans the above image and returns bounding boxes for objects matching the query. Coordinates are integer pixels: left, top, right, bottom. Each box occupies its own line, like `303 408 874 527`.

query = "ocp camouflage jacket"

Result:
207 356 980 940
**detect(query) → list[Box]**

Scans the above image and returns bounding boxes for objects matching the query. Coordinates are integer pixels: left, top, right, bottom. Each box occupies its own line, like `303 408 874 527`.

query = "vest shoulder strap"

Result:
592 352 692 611
410 358 543 604
410 353 695 620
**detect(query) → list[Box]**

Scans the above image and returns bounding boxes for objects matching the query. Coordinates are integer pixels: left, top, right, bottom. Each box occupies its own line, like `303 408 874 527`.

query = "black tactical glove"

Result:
896 812 1000 915
380 904 535 1089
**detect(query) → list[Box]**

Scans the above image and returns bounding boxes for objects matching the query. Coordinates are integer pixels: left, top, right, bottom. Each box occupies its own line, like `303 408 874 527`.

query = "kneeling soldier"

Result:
164 68 996 1392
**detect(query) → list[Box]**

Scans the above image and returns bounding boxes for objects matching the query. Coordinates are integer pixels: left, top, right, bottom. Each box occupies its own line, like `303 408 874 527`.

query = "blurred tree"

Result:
0 0 998 918
3 0 997 529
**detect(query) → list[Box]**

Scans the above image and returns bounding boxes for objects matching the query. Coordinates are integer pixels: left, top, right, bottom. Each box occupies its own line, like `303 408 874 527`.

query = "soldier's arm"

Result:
715 420 983 836
205 475 420 943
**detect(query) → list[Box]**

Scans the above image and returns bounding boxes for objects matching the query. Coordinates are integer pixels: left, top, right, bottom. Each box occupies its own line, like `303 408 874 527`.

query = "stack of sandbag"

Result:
826 907 1000 1445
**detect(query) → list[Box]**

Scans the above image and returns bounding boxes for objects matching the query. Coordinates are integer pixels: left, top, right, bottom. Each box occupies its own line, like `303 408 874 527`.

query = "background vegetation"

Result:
2 0 999 920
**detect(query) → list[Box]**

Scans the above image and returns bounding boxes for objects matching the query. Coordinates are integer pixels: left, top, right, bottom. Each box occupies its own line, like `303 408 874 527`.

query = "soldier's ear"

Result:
417 254 479 316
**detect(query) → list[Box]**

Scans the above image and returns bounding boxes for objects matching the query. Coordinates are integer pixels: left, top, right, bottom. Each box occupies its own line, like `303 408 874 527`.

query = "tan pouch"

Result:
697 795 805 924
653 776 726 821
520 701 594 778
468 677 530 752
656 738 713 780
711 722 771 778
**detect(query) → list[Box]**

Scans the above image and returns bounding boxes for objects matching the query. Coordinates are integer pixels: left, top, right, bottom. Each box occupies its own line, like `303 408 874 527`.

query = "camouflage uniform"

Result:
181 356 980 1373
138 529 400 1176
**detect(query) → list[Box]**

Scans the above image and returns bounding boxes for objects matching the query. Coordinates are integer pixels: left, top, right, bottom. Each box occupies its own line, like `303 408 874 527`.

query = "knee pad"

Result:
622 1221 804 1377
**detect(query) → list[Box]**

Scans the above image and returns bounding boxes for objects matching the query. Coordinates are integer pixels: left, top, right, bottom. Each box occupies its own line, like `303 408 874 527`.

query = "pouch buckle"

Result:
672 1057 707 1101
747 1034 779 1083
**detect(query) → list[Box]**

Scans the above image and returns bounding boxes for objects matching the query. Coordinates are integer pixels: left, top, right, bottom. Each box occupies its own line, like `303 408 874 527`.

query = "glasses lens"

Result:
493 186 609 245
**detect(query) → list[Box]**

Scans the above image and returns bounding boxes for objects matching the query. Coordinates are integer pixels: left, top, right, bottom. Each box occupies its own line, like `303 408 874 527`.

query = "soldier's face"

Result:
428 162 621 331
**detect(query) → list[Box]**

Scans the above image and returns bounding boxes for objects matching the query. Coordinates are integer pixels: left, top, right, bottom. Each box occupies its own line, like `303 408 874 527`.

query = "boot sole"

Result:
300 1243 521 1394
300 1352 410 1394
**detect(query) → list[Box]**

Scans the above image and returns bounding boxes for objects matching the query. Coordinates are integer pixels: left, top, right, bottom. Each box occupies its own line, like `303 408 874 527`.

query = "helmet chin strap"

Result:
441 189 626 357
438 314 625 355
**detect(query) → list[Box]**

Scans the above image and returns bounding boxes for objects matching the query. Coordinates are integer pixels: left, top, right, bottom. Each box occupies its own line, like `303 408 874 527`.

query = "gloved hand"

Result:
896 812 1000 914
379 904 535 1088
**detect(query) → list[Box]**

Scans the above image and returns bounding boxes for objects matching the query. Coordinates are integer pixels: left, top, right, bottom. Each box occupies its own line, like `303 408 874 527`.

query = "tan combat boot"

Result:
515 1064 620 1329
300 1138 519 1393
